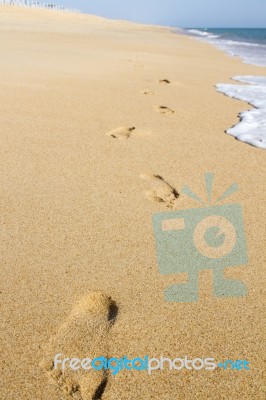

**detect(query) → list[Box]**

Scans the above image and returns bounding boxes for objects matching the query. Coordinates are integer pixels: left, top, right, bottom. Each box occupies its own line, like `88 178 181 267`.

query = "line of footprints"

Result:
40 80 179 400
106 79 174 139
106 78 179 210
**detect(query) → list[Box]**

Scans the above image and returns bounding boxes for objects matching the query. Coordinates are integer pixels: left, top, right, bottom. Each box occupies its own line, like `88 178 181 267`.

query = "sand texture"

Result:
0 6 265 400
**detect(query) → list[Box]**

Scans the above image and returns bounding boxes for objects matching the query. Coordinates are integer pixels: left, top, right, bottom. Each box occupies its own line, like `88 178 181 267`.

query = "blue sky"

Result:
52 0 266 28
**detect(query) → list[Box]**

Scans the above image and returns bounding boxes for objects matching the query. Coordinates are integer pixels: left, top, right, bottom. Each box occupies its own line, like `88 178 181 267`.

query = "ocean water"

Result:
186 28 266 67
184 29 266 149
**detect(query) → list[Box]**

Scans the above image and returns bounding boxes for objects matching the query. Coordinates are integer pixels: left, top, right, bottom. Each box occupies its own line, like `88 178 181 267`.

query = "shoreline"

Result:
184 28 266 68
183 28 266 149
0 6 265 399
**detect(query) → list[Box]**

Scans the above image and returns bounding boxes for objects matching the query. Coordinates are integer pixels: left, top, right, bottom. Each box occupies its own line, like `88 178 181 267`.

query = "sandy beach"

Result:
0 6 265 399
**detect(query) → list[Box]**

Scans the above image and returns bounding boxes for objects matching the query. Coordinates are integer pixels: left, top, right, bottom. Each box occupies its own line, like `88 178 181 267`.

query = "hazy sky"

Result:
52 0 266 28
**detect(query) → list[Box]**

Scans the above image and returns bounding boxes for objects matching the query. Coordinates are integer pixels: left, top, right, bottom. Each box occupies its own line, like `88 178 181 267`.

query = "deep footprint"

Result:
40 291 118 400
155 106 175 115
106 127 135 139
140 173 179 209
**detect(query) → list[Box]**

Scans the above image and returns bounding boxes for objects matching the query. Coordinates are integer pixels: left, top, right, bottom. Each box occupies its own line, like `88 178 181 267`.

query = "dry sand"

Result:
0 5 265 400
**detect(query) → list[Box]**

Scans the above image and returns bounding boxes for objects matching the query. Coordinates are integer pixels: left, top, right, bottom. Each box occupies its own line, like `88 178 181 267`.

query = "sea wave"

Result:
185 29 266 67
220 40 266 48
187 29 220 39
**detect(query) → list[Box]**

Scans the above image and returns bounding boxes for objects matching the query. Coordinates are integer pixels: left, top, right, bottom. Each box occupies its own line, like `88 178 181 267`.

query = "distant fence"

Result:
0 0 80 13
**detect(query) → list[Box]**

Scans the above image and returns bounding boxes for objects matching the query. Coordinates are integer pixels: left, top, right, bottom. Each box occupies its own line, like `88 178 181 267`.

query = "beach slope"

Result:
0 6 265 399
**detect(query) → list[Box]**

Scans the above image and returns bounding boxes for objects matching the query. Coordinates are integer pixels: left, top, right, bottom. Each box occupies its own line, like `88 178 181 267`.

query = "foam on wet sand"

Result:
216 76 266 149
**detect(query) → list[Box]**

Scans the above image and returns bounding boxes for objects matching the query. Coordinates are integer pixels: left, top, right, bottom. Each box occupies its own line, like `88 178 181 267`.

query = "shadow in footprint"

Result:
155 106 175 115
141 89 154 95
108 301 118 325
92 374 108 400
159 79 171 85
106 127 135 140
140 173 179 209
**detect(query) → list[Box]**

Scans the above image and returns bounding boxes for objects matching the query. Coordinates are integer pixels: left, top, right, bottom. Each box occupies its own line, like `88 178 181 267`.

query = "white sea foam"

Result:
188 29 208 36
210 39 266 67
221 40 262 48
187 29 219 39
216 76 266 149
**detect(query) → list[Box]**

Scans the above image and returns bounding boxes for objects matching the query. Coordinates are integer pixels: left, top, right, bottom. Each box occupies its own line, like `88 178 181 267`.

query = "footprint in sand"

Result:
159 79 171 85
155 106 175 115
40 291 118 400
140 173 179 209
106 126 135 140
